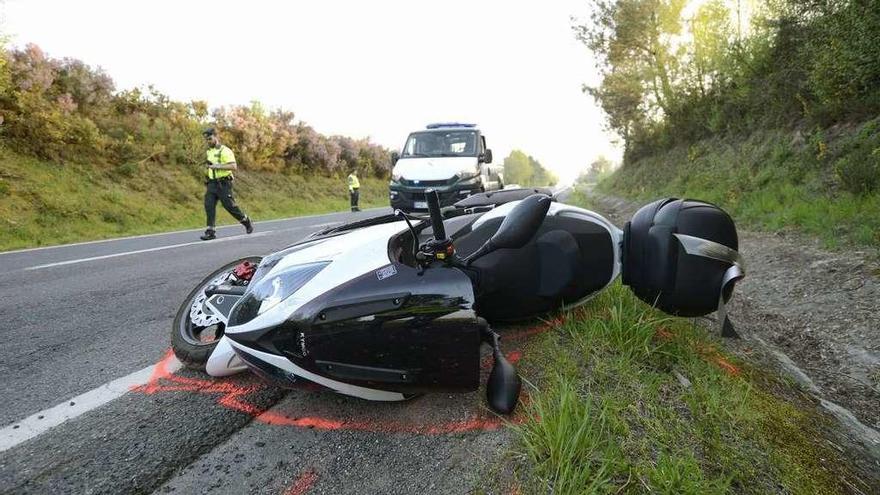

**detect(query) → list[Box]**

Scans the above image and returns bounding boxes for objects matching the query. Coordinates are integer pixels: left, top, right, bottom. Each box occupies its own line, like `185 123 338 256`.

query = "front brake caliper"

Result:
232 261 257 283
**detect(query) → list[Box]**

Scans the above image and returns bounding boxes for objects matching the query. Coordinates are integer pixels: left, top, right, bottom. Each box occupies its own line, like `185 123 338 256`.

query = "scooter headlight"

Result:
228 261 330 326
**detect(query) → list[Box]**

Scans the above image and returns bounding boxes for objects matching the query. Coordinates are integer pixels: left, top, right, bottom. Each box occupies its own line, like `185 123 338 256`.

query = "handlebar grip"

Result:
426 189 446 241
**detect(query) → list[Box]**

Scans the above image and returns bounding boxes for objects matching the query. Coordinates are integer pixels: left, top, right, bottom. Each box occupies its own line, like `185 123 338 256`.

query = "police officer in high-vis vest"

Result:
200 128 253 241
348 168 360 212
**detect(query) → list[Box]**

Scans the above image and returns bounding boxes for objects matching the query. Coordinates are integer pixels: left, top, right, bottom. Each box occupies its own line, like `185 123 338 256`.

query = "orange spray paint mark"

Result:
713 356 741 376
480 350 524 370
283 468 318 495
133 349 525 435
256 410 519 435
652 330 742 376
505 323 553 341
508 481 523 495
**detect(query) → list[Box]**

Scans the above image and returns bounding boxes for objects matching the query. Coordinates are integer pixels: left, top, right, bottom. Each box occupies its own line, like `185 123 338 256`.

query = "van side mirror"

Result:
462 194 551 265
391 151 399 166
479 149 493 164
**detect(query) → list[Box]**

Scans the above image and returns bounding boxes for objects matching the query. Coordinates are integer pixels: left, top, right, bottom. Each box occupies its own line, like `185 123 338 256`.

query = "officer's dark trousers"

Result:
350 189 360 210
205 179 246 227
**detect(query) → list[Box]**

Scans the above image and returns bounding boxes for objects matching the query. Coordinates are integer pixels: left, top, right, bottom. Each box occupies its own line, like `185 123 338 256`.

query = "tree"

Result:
578 155 614 183
0 32 9 103
503 150 557 186
528 155 558 187
585 67 645 152
0 43 392 173
577 0 687 122
503 150 532 185
689 0 733 97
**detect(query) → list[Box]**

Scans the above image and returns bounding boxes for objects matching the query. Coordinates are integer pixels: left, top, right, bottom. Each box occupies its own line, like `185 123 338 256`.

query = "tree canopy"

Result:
503 150 558 187
575 0 880 162
0 43 391 177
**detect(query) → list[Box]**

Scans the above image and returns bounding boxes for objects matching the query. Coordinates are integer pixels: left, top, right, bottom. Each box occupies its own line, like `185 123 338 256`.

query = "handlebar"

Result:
425 189 447 241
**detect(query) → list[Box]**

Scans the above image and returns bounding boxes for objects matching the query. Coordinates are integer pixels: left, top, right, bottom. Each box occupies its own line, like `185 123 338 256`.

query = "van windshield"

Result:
401 131 479 158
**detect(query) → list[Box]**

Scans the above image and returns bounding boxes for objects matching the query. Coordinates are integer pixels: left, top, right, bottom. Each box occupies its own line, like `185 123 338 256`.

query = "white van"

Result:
389 123 504 211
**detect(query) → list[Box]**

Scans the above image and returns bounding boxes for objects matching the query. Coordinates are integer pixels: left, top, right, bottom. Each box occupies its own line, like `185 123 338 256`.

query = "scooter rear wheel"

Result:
171 256 262 370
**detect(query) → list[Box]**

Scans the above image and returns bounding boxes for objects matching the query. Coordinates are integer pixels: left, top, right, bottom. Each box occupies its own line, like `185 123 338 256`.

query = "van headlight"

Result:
228 261 330 326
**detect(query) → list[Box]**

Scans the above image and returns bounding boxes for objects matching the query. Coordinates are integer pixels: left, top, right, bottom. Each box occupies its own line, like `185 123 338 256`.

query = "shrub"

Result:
0 43 390 177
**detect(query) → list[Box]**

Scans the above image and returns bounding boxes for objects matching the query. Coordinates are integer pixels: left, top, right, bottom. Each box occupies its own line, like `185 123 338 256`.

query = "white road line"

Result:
22 220 346 271
23 231 273 271
0 208 385 256
0 357 183 452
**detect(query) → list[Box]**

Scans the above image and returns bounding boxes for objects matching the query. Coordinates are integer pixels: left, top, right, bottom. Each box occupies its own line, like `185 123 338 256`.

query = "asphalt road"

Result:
0 200 562 495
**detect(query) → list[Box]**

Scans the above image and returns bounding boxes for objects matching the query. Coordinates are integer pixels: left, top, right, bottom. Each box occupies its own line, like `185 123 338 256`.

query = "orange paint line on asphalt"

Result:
134 349 176 394
283 468 318 495
133 349 523 435
255 411 510 434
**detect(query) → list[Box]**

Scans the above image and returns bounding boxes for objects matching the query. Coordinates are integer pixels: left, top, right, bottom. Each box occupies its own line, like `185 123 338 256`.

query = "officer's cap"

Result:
202 127 217 137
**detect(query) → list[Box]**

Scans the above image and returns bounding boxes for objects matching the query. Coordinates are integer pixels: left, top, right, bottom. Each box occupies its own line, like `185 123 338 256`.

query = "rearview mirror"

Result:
462 194 551 265
479 149 493 164
390 151 399 166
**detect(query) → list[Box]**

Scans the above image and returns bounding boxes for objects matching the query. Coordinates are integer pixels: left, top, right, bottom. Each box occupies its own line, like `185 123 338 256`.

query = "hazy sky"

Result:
2 0 620 183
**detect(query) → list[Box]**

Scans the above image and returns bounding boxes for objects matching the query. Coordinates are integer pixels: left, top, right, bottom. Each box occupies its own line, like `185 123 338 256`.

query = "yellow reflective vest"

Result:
348 173 360 192
206 145 235 180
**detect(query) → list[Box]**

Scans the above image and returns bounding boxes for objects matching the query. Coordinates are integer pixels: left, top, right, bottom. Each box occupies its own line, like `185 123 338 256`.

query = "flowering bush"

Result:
0 43 390 177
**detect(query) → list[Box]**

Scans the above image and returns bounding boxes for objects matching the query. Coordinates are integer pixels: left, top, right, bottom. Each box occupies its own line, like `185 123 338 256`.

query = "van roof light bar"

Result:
426 122 477 129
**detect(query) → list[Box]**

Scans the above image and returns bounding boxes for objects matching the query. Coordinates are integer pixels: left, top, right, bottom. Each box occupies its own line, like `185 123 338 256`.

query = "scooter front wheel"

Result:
171 256 262 370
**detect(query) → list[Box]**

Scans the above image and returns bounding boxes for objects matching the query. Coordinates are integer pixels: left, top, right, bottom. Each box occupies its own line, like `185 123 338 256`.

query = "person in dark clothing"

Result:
200 128 254 240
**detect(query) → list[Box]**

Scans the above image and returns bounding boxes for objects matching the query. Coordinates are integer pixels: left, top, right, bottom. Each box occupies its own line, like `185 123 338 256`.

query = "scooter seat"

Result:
537 230 581 298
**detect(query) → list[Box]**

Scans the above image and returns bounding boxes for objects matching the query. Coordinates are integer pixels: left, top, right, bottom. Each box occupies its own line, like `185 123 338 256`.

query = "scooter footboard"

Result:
622 198 744 319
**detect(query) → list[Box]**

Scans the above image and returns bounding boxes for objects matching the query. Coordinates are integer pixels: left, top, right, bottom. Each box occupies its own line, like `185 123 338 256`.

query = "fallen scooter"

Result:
171 188 744 413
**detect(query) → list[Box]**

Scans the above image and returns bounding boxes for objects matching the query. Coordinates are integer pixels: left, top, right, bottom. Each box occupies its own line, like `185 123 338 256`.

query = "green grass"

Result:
508 284 865 494
0 146 390 251
599 120 880 249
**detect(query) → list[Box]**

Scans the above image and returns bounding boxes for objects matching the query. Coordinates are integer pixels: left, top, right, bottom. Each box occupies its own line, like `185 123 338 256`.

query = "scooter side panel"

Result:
205 336 248 377
230 262 482 394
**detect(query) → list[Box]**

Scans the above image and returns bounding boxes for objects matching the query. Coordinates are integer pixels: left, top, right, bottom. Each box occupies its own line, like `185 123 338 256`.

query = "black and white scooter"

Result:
171 189 744 413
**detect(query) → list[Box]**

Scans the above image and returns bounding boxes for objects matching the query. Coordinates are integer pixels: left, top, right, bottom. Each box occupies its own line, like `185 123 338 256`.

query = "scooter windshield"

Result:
228 261 330 326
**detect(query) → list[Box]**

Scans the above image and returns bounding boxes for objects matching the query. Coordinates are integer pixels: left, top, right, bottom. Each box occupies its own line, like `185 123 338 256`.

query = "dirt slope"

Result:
588 190 880 478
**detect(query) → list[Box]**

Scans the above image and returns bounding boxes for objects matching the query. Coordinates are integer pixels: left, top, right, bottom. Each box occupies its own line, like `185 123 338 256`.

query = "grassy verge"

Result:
0 146 390 251
599 119 880 249
507 284 866 494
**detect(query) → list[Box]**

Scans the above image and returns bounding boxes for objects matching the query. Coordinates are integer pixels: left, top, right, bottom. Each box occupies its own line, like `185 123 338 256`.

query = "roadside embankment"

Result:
600 121 880 250
537 187 880 494
0 146 390 251
486 186 880 493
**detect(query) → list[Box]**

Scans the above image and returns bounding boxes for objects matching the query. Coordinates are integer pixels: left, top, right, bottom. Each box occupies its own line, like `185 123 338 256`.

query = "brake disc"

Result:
189 271 234 327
